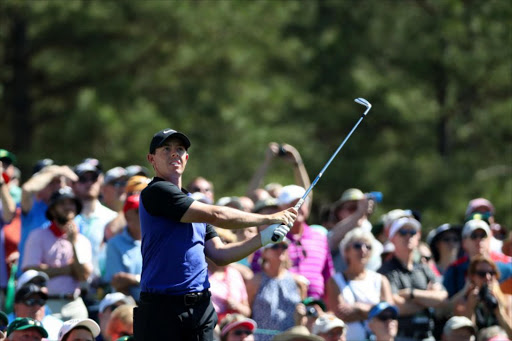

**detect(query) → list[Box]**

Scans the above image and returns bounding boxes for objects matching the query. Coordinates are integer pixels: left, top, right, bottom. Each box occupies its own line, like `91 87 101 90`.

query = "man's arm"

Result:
0 175 16 222
204 234 264 266
328 199 368 252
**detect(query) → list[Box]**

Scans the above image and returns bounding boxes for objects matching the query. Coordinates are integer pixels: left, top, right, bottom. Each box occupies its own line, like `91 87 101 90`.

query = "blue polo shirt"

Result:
139 177 217 295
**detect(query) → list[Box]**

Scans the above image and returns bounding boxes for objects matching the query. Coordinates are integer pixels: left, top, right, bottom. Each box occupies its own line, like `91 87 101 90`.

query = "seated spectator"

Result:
367 302 399 341
311 313 347 341
104 194 142 302
218 313 257 341
453 255 512 338
106 305 135 341
22 187 92 321
11 283 63 340
246 238 307 340
272 325 323 341
326 228 393 340
426 223 462 278
57 318 100 341
98 293 135 341
441 316 476 341
6 317 48 341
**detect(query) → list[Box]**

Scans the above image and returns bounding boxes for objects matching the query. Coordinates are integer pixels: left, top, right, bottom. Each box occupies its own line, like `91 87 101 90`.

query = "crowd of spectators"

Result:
1 144 511 341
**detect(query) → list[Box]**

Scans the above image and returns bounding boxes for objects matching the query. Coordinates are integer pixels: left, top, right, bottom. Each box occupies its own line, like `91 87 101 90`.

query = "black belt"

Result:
141 289 210 307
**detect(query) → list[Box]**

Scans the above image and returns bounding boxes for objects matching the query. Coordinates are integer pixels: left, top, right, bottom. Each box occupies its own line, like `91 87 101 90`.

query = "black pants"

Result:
134 291 218 341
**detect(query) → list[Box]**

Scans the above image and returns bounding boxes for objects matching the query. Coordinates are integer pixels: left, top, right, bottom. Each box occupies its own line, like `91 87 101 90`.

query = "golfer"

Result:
134 128 297 340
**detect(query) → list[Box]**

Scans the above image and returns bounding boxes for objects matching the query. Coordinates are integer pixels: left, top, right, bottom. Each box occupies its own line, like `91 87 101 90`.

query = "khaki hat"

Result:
312 313 345 335
272 325 324 341
339 188 365 203
443 316 476 335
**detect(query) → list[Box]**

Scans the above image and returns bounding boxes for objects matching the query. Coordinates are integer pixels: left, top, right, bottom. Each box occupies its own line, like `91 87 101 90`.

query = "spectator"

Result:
328 188 382 273
272 325 323 341
11 283 63 340
441 316 476 341
186 176 215 204
72 159 117 283
208 228 251 322
443 219 512 299
124 176 149 197
453 255 512 338
426 223 462 278
106 305 134 341
367 302 399 341
378 217 447 341
326 228 393 340
18 163 77 276
57 318 100 341
124 165 150 179
417 242 441 279
311 313 346 341
218 313 257 341
252 185 334 300
246 238 307 340
1 311 7 341
101 167 128 213
97 293 135 341
22 187 92 321
5 317 47 341
295 298 327 333
104 194 142 302
477 325 510 341
465 198 503 254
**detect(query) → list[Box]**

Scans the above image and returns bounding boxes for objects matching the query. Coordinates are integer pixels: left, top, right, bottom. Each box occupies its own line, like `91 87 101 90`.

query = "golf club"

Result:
272 97 372 241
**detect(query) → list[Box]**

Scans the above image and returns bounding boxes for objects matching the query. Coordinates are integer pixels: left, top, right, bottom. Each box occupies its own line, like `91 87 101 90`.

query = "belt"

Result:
141 289 210 307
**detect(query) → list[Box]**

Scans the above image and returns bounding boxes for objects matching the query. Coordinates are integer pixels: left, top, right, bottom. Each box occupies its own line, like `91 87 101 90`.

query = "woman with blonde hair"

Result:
454 254 512 338
326 228 393 341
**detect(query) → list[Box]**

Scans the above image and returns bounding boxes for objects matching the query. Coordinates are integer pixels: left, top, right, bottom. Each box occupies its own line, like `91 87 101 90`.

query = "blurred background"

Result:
0 0 510 230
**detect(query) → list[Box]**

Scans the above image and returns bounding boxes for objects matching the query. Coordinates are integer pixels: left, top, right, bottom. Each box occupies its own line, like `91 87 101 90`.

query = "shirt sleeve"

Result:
103 238 124 283
205 224 218 241
141 179 194 222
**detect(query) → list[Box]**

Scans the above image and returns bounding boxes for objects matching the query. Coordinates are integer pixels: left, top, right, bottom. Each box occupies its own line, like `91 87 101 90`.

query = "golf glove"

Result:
261 224 290 246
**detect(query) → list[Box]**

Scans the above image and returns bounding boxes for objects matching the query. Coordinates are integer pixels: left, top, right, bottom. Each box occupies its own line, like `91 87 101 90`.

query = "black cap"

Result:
32 158 54 175
45 187 83 220
149 129 191 154
15 283 48 303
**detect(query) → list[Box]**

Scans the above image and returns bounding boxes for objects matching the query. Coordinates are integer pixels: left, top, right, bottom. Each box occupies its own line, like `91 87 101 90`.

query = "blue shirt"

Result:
104 228 142 301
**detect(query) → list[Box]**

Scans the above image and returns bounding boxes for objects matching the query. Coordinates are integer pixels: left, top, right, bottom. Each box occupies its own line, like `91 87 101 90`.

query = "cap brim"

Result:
73 320 100 338
16 325 49 338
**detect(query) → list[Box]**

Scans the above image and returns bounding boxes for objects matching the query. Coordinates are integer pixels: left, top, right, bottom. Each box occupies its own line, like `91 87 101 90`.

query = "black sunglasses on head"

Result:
23 298 47 307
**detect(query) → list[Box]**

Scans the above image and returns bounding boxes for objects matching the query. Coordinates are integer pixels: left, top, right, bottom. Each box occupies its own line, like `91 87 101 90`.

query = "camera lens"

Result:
306 306 318 317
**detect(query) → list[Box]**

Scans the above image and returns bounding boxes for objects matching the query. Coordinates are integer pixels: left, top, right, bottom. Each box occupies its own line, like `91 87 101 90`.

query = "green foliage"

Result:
0 0 510 231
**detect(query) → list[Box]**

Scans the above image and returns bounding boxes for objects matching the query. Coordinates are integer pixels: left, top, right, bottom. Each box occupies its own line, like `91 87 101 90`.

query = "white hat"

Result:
338 188 365 203
388 217 421 239
443 316 476 335
462 219 491 239
382 209 413 227
277 185 305 206
58 318 100 341
312 313 345 335
16 270 49 290
98 292 134 313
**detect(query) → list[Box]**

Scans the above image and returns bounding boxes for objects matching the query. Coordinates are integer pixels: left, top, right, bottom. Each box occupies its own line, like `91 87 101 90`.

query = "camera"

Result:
278 144 287 156
305 305 318 317
479 283 498 311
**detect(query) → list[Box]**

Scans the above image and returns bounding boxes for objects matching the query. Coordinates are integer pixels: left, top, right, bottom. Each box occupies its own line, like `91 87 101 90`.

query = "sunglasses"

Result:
469 232 487 240
269 243 288 251
398 229 417 237
440 236 460 243
421 255 432 262
377 313 396 321
233 330 253 336
475 270 496 278
78 173 99 183
23 298 47 307
111 180 127 188
351 242 372 251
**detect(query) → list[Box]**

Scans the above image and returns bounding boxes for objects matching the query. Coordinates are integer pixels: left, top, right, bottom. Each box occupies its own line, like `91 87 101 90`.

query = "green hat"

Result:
7 317 48 338
0 149 16 165
0 310 8 326
301 297 327 312
116 336 135 341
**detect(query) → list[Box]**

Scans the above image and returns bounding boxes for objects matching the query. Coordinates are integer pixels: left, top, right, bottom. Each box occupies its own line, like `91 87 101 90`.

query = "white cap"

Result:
382 209 413 227
58 319 100 340
16 270 49 290
277 185 305 206
462 219 491 239
98 292 134 313
312 313 345 335
443 316 476 335
388 217 421 239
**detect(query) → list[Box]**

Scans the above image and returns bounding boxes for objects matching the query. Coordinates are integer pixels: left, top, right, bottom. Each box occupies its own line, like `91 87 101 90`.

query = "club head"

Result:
354 97 372 108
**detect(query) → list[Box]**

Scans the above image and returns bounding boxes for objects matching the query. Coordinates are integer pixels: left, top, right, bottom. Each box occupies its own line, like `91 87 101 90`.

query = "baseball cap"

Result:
98 292 135 313
125 175 150 194
0 149 16 165
15 283 48 303
220 317 257 337
104 167 128 185
426 223 461 247
368 302 399 320
339 188 365 203
443 316 476 335
7 317 48 338
32 158 54 175
216 196 243 210
466 198 495 217
277 185 305 206
16 270 50 291
462 219 491 239
149 128 191 154
388 217 421 239
312 313 345 335
253 197 278 213
125 165 150 178
74 159 102 177
301 297 327 312
382 209 414 227
45 187 82 220
123 194 140 213
58 318 100 340
273 325 324 341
